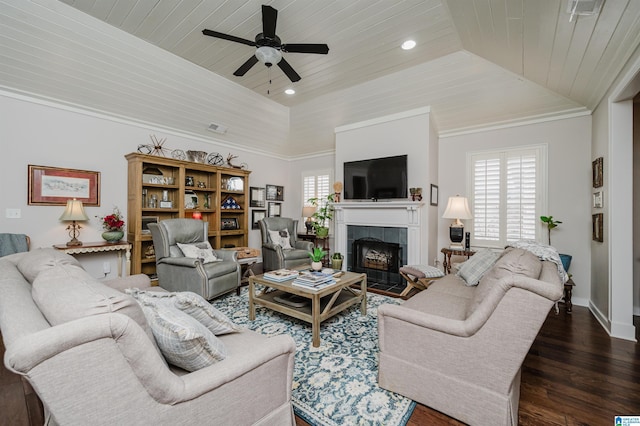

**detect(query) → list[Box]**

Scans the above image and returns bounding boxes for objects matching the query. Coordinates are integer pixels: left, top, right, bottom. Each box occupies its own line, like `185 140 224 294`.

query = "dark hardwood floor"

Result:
298 305 640 426
2 305 638 426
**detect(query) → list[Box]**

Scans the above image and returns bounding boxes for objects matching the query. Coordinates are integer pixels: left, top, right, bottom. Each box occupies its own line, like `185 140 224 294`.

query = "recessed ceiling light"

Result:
401 40 416 50
285 88 295 95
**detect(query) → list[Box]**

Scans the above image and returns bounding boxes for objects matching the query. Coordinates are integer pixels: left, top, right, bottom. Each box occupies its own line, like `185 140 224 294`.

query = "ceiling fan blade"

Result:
233 55 259 76
277 57 301 82
281 43 329 54
202 29 256 47
262 5 278 39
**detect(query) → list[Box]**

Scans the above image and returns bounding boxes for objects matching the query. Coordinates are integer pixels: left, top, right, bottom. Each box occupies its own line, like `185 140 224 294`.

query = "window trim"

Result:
466 144 548 248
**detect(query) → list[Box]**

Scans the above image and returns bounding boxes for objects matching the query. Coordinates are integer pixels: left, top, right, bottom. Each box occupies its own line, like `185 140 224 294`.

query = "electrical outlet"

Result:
103 262 111 274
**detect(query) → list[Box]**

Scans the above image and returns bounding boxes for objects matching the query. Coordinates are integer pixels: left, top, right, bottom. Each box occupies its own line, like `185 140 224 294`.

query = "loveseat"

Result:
0 249 296 425
378 247 564 426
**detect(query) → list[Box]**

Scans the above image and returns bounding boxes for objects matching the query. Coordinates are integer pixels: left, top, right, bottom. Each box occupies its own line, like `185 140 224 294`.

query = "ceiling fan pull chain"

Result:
267 67 272 95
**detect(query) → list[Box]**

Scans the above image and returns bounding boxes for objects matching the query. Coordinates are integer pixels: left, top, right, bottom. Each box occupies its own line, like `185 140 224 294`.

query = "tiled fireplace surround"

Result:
334 201 423 285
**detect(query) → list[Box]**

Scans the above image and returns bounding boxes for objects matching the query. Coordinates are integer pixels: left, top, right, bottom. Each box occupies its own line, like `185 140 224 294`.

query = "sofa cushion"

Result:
127 289 241 335
137 297 227 371
177 241 220 264
467 248 542 316
456 248 499 286
268 229 293 250
17 248 81 283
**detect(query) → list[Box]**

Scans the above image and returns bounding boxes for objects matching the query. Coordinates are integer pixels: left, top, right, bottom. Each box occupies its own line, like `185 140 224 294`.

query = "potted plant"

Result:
331 252 343 271
540 215 572 272
308 247 327 271
308 193 335 238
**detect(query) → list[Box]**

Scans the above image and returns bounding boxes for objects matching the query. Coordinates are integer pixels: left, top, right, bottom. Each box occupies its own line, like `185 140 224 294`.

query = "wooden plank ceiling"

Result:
1 0 639 156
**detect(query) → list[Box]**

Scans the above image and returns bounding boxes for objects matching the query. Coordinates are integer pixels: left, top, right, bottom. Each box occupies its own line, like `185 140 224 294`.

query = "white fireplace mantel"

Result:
333 201 424 266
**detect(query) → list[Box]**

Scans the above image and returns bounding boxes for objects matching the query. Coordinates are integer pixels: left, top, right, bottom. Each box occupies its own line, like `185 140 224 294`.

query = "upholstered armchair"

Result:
149 219 240 300
259 217 314 272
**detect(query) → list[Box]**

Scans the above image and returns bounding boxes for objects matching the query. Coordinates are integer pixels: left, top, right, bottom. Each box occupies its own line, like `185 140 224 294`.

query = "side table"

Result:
441 248 476 274
564 278 575 314
53 241 131 277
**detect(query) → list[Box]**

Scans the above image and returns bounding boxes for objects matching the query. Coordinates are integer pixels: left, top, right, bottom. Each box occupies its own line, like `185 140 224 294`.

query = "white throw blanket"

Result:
506 240 569 284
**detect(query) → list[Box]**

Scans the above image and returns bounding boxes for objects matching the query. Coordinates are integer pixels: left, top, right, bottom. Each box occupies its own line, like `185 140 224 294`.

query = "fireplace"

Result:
347 226 407 291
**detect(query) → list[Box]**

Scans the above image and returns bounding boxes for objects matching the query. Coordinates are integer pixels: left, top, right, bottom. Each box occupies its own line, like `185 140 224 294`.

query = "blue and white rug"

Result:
214 289 416 426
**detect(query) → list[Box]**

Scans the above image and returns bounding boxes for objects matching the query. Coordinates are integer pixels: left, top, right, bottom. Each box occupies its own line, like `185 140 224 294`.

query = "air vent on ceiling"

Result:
567 0 604 21
207 122 227 134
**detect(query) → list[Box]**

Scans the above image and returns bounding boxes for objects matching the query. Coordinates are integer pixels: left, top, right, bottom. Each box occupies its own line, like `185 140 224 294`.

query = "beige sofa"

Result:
0 249 296 425
378 247 563 426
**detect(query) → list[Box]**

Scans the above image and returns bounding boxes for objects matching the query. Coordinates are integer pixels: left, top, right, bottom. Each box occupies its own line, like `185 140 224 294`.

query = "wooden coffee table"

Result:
248 270 367 347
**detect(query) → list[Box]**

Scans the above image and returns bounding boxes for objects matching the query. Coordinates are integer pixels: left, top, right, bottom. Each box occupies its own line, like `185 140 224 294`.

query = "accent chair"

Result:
259 217 314 272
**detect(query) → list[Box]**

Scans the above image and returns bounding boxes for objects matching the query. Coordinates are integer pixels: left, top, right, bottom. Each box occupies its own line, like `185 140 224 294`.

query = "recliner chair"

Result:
149 219 240 300
259 217 314 272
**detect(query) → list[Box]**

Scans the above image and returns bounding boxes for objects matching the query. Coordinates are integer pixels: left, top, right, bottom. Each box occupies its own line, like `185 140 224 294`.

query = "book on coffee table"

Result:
263 269 300 282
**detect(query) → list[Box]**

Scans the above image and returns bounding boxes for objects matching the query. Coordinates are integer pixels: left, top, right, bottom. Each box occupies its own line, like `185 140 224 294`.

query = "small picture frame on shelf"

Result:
268 202 281 217
252 210 266 229
221 217 239 230
250 186 266 207
226 177 244 191
266 184 284 201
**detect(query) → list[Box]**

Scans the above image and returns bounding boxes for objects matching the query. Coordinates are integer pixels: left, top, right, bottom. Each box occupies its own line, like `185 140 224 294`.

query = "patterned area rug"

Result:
214 289 416 426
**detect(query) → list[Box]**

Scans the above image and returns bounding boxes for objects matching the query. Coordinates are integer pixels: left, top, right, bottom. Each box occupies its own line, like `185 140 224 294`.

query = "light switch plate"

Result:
6 208 21 218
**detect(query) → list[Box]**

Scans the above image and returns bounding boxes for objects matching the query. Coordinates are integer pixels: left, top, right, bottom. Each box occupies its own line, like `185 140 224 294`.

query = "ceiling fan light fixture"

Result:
255 46 282 66
401 40 416 50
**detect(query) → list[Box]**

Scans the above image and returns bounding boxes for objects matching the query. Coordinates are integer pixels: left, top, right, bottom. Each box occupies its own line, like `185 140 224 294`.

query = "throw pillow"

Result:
456 248 499 286
176 241 219 264
138 299 227 372
127 289 241 335
268 229 293 250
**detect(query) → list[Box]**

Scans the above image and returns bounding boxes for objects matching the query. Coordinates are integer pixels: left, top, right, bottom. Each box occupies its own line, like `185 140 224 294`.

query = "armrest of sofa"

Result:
6 313 296 406
378 304 472 337
105 274 152 292
157 257 201 268
212 249 238 263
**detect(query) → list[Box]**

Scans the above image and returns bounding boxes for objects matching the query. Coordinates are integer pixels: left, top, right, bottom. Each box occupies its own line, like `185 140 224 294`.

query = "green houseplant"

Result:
331 252 343 271
308 193 335 238
540 215 572 272
308 247 327 271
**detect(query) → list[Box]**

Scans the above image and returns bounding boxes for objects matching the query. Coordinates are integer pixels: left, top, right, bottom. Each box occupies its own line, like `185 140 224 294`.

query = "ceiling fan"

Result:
202 5 329 83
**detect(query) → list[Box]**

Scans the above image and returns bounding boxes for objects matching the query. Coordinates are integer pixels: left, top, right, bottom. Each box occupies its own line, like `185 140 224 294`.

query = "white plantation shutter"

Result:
302 170 333 207
468 146 546 247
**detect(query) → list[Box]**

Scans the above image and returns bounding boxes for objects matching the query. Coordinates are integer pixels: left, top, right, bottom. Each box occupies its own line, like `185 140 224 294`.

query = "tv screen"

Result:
343 155 407 200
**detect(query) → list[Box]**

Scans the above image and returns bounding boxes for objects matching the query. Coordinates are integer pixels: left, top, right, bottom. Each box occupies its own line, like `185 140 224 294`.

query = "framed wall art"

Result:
592 213 603 242
593 191 603 208
252 210 266 229
592 157 603 188
268 202 281 217
430 184 439 206
250 187 266 207
266 184 284 201
28 165 100 206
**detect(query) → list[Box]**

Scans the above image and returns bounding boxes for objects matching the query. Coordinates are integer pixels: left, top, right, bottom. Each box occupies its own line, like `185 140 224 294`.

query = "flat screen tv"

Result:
343 154 407 201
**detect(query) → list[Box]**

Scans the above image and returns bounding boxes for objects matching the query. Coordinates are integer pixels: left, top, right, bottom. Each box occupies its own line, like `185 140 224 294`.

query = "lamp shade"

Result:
302 206 317 218
442 196 472 220
59 199 89 221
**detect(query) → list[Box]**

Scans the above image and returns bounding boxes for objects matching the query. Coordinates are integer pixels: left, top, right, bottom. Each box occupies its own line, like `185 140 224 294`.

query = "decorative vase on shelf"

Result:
102 230 124 243
311 261 323 271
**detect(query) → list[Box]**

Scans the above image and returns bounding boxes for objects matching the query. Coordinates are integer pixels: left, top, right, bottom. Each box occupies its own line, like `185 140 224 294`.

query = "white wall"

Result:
0 93 288 279
334 107 437 264
439 115 592 306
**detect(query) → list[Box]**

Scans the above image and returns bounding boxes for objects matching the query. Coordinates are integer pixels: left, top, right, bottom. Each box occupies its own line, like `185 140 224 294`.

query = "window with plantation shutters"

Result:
303 170 332 207
468 145 546 247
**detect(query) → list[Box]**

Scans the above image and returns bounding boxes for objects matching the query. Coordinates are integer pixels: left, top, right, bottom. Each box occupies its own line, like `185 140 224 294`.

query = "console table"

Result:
53 241 131 277
441 248 476 274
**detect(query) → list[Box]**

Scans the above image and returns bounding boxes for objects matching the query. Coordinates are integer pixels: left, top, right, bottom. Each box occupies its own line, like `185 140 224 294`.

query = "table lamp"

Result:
59 198 89 246
302 206 317 234
442 195 472 250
